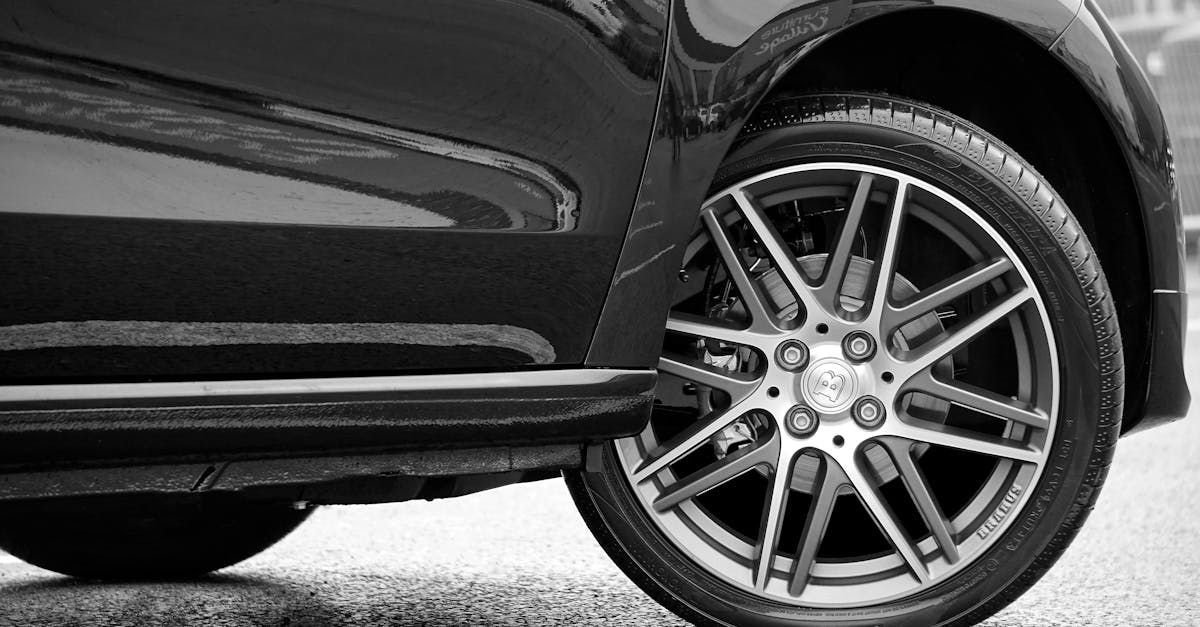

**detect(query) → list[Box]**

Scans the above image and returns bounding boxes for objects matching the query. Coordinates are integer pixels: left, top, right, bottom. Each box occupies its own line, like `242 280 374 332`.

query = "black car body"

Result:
0 0 1191 624
0 0 1187 487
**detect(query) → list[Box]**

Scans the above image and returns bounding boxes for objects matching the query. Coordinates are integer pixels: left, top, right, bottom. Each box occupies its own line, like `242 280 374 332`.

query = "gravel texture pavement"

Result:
1 261 1197 626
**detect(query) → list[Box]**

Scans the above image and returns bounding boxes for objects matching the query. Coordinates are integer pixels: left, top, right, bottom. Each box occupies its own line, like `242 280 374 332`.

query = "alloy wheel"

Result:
616 162 1058 607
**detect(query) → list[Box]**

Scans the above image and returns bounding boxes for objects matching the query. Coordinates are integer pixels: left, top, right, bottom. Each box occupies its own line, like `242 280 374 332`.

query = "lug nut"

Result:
842 331 877 362
775 340 810 371
785 405 819 437
852 396 886 429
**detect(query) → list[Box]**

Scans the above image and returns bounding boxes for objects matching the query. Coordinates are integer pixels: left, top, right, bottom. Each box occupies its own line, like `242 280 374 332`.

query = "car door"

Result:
0 0 666 381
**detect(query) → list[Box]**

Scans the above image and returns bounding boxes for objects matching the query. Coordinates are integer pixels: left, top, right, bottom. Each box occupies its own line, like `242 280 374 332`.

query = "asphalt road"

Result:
1 261 1198 626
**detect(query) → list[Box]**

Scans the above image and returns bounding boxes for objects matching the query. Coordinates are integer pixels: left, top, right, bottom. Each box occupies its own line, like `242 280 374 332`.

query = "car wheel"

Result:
0 493 312 579
567 93 1122 626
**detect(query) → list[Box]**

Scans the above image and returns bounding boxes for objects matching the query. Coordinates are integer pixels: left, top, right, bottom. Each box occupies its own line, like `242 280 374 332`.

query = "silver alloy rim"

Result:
617 163 1059 607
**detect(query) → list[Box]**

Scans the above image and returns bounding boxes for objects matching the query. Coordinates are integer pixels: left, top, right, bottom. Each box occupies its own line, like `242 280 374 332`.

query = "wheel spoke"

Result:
653 439 774 512
657 354 760 398
893 416 1042 464
788 456 843 596
863 181 909 320
665 312 770 347
814 174 874 310
632 395 756 483
842 453 930 583
667 312 748 345
753 447 793 590
907 370 1049 429
882 257 1014 335
885 441 960 563
701 209 778 333
728 190 823 319
897 288 1032 377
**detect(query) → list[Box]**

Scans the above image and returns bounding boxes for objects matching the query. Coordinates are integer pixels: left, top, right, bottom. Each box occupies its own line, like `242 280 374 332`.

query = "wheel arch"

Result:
750 8 1155 431
588 3 1186 429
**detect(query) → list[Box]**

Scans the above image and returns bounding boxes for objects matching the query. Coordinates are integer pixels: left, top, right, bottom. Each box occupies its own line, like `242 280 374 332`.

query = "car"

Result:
0 0 1191 625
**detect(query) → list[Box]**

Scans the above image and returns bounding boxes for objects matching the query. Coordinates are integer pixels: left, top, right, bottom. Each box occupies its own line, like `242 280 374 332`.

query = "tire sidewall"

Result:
570 121 1110 626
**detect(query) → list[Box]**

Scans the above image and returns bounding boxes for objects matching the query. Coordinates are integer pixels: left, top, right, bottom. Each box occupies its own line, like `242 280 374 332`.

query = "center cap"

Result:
800 358 858 414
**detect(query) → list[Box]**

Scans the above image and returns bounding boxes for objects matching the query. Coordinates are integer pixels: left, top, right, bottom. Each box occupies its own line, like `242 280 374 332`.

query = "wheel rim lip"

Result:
616 161 1060 608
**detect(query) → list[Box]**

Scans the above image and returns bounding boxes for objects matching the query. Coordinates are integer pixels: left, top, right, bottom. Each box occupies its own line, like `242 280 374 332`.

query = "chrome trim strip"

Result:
0 369 649 405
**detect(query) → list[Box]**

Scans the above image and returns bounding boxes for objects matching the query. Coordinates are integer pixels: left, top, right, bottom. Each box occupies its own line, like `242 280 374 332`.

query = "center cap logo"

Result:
801 359 857 413
813 370 847 404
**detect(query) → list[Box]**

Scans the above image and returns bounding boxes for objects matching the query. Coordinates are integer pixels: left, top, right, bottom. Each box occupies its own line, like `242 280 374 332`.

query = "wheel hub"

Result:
756 256 942 491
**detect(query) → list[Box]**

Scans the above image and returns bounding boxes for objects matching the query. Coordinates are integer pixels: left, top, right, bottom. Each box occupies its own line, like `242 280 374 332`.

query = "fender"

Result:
586 0 1189 431
1051 1 1190 428
587 0 1084 366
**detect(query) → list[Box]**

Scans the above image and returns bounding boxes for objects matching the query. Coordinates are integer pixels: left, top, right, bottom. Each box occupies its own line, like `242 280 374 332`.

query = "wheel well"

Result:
760 8 1151 427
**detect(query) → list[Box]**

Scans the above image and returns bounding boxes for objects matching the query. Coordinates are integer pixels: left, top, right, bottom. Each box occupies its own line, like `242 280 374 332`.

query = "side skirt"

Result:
0 369 656 499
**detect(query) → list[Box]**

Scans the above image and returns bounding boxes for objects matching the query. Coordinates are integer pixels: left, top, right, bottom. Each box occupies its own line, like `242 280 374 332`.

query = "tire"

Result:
568 93 1122 626
0 493 312 579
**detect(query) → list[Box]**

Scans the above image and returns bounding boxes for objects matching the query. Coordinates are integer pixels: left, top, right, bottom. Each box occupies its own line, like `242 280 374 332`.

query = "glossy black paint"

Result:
1139 291 1191 429
0 0 1189 462
0 0 666 381
1052 1 1185 294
